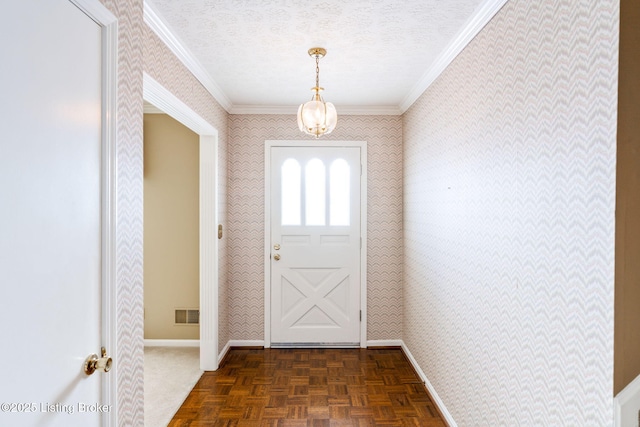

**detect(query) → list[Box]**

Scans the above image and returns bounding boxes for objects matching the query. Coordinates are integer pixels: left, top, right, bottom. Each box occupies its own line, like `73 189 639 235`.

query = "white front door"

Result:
269 145 362 346
0 1 109 425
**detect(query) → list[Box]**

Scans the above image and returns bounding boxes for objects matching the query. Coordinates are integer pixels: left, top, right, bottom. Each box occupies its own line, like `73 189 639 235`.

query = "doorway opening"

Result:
143 73 219 369
143 112 200 344
143 73 219 425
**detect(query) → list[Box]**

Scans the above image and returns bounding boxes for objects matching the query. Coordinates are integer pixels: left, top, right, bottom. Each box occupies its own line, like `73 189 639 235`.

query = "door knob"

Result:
274 244 280 250
84 347 112 375
273 254 281 261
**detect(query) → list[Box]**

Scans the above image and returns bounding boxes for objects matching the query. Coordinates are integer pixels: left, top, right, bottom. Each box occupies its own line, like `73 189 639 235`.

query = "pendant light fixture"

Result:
297 47 337 138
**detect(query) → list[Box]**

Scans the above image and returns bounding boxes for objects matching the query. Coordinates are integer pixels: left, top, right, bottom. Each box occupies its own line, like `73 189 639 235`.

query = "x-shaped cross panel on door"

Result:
280 267 351 329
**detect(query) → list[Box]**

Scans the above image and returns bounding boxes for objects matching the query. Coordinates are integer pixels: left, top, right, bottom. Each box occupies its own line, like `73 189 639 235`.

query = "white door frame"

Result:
143 73 220 370
68 0 118 425
264 140 368 348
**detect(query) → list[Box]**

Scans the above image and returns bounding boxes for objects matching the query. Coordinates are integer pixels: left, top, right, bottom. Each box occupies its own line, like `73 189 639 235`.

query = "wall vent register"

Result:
175 309 199 325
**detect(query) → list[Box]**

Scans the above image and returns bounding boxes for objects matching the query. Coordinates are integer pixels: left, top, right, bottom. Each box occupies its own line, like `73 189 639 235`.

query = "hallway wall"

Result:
403 0 619 424
227 115 403 342
614 0 640 395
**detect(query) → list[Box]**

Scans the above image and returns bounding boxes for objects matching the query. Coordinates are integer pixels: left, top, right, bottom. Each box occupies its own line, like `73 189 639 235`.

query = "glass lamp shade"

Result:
297 99 337 138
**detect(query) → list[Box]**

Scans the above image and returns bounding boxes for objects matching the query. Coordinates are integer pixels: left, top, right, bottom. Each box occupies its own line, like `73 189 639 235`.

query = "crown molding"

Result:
229 104 402 116
331 105 403 116
143 0 232 112
400 0 509 112
229 105 298 115
144 0 507 116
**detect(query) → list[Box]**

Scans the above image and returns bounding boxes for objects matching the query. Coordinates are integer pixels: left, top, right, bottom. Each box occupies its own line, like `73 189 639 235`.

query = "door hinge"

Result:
360 310 362 321
360 237 362 249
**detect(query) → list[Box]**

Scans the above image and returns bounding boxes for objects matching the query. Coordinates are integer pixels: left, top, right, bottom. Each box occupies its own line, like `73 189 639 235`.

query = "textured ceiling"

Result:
146 0 490 111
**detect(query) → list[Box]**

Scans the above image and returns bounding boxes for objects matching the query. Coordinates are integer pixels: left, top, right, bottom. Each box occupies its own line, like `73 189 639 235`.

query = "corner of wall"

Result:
615 374 640 427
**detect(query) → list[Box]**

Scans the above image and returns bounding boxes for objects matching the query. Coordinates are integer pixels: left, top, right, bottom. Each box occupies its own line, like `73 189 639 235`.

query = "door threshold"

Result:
271 343 360 349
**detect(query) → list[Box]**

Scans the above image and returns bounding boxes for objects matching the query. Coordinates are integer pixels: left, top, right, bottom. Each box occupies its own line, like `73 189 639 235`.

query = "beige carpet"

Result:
144 346 203 427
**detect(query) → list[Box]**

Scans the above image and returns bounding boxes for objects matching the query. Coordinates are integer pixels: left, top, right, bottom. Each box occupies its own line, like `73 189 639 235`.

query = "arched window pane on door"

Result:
330 159 350 226
305 159 325 226
281 159 301 225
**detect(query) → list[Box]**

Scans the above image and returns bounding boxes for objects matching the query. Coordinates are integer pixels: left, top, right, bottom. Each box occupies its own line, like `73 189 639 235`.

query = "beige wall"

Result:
228 115 403 341
144 113 199 339
614 0 640 395
403 0 618 424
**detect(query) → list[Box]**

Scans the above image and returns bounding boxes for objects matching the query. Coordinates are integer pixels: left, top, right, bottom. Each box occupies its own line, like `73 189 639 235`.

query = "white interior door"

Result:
270 146 362 345
0 1 108 425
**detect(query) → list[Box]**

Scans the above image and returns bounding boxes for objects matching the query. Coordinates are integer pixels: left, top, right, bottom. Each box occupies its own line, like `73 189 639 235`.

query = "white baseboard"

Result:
218 340 264 365
615 374 640 427
144 339 200 347
227 340 265 347
400 341 457 427
399 341 428 382
218 341 231 365
367 339 403 347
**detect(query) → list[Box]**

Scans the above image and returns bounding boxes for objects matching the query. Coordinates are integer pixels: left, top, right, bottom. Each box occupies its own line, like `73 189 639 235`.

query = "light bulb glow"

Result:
297 48 337 138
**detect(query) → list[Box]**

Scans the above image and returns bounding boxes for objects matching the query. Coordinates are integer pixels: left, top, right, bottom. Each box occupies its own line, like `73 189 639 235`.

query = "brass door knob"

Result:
273 254 281 261
84 347 112 375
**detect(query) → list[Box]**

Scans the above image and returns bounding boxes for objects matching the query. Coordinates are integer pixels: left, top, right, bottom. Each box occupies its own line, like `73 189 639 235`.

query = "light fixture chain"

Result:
315 54 320 88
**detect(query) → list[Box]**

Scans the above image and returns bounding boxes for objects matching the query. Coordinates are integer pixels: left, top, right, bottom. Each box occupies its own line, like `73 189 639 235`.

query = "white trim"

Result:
143 102 165 114
263 140 368 348
400 341 458 427
100 11 118 426
230 105 402 116
228 340 266 347
143 74 217 135
218 341 231 365
359 143 368 348
339 106 402 116
68 1 118 425
264 143 272 348
143 73 220 372
70 0 116 24
399 0 508 112
367 340 403 347
615 374 640 427
144 339 200 347
199 134 219 371
217 341 266 364
143 0 232 112
400 342 428 384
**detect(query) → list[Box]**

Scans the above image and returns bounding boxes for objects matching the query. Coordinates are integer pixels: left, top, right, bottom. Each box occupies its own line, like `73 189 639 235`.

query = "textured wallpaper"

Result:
228 115 403 342
97 0 145 425
142 25 230 354
403 0 619 425
94 3 230 424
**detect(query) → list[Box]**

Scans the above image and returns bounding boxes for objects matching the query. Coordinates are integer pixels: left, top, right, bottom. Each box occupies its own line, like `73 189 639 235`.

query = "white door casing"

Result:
0 0 117 425
265 141 367 347
143 73 220 370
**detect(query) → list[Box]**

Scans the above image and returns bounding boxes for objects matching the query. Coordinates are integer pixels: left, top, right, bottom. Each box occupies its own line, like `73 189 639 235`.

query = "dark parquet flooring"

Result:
168 347 446 427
